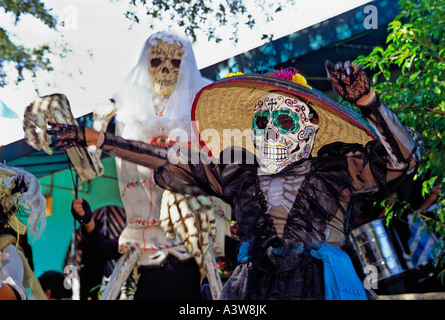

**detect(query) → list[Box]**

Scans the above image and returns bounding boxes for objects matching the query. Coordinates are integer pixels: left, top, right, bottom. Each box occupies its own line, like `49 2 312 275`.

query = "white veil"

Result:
112 31 212 142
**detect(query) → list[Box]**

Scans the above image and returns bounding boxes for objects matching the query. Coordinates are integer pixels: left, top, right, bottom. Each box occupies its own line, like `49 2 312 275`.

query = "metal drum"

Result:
350 218 405 281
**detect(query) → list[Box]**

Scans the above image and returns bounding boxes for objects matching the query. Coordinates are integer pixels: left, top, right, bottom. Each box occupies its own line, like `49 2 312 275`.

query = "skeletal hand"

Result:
23 94 77 155
325 60 371 103
160 190 217 271
23 94 103 181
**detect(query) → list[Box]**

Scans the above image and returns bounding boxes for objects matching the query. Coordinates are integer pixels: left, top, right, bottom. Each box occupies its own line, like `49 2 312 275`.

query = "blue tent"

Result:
0 98 19 118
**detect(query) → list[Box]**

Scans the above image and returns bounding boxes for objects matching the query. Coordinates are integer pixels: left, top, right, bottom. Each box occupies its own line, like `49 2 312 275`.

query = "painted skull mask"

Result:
148 39 184 95
252 92 319 174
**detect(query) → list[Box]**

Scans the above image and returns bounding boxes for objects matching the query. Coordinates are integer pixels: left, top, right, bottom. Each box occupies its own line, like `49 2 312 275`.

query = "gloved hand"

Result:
47 121 87 151
325 60 371 103
71 198 93 224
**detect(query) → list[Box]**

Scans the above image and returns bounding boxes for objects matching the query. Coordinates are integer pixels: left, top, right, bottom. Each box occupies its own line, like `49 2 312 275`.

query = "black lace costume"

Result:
95 95 421 300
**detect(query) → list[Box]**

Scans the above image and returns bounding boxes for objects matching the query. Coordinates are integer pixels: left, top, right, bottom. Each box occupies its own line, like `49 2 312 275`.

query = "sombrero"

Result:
191 73 376 159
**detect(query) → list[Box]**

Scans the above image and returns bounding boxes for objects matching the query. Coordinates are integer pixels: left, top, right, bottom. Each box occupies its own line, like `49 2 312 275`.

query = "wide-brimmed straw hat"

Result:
191 73 376 158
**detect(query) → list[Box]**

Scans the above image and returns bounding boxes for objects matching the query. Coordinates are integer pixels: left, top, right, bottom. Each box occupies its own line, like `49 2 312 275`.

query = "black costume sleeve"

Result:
80 226 121 261
101 133 169 169
347 93 423 195
101 133 224 197
359 93 422 167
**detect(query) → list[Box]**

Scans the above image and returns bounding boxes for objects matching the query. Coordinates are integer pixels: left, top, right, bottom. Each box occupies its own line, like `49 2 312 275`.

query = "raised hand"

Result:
47 121 86 151
71 198 93 224
325 60 371 103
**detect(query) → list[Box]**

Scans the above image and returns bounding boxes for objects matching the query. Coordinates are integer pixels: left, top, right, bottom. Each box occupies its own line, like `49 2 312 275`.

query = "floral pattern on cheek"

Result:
297 126 316 141
298 144 312 160
279 136 296 148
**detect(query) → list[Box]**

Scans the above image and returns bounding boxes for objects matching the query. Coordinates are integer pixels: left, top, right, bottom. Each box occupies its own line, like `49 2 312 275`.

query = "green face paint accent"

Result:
253 110 270 132
271 108 299 134
289 113 300 134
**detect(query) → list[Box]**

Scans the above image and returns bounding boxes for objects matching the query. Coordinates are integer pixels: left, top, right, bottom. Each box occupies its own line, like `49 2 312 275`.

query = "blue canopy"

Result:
0 98 19 118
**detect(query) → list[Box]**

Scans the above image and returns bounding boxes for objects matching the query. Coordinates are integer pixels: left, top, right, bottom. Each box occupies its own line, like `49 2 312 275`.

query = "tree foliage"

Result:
121 0 292 43
355 0 445 279
0 0 58 87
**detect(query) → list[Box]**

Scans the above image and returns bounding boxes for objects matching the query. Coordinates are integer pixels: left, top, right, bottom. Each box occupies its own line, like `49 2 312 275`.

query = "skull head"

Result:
148 39 184 95
252 92 319 174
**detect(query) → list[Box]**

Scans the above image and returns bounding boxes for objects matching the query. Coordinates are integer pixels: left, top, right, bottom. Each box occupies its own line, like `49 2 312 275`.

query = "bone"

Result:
23 94 103 180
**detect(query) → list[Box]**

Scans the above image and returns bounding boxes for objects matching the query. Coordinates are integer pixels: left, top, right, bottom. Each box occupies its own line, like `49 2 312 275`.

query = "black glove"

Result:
71 199 93 224
47 121 87 151
325 60 371 103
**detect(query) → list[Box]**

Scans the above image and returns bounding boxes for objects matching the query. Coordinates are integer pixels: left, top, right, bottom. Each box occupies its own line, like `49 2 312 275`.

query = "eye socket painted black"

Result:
171 59 181 68
150 58 162 67
255 116 269 129
277 114 294 129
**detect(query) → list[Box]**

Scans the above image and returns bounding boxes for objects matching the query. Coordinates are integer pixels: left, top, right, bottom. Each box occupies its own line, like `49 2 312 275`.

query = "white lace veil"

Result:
112 31 212 142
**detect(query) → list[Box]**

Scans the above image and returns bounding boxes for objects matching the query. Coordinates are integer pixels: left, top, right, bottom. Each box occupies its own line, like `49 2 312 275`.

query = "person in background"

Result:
38 270 72 300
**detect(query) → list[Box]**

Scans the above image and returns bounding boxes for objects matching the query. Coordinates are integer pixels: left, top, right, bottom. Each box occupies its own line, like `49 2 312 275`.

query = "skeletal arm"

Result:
356 91 422 173
326 61 423 190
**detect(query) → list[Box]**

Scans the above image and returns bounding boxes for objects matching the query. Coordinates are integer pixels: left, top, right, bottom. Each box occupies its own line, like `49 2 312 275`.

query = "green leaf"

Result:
358 0 445 279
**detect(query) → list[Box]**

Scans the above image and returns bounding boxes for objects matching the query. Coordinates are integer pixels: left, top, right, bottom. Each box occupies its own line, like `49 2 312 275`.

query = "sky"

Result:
0 0 371 146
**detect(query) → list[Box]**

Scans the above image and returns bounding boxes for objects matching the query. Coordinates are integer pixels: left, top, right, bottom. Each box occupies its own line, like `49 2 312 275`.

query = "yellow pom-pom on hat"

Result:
225 72 244 78
292 73 312 89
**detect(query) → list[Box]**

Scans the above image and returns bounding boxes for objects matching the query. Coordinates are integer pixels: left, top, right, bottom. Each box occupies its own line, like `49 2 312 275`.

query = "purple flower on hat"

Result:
267 68 312 89
267 68 299 81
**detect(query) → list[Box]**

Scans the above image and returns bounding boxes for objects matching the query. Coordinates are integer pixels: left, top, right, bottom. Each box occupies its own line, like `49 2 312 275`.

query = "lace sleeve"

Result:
358 92 422 171
348 93 423 193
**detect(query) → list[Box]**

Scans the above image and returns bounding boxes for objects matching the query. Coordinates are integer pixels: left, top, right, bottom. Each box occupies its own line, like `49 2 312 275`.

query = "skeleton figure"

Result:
23 94 102 181
159 191 226 299
92 31 229 300
48 63 424 300
252 92 319 174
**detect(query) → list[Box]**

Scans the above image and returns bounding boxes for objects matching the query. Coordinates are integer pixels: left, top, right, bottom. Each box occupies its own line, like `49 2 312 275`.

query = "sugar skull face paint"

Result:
252 92 319 173
148 39 184 95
